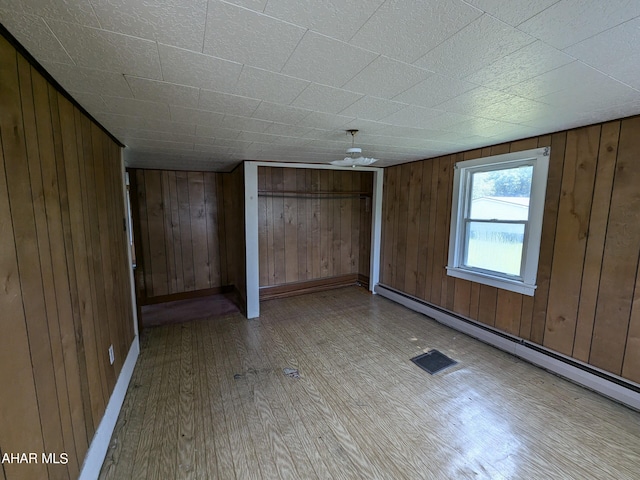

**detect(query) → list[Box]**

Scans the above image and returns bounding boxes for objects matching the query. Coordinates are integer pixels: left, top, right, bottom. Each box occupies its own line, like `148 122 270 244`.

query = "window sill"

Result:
446 266 536 296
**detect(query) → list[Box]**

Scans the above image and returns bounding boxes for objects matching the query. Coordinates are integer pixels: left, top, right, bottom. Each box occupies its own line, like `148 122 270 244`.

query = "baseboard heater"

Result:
375 283 640 412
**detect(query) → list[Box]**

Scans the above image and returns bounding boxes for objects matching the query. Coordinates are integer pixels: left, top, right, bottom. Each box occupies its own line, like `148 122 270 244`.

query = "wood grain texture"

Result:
130 169 230 302
101 287 640 480
0 35 135 479
573 122 620 361
380 118 640 382
258 167 372 290
544 125 600 355
589 116 640 374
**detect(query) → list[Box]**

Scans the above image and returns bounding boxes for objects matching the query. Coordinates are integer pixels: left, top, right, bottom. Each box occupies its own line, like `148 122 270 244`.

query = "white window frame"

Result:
446 147 550 296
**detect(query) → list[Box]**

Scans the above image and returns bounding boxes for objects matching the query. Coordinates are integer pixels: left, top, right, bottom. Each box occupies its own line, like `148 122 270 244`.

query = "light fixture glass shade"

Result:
330 156 378 167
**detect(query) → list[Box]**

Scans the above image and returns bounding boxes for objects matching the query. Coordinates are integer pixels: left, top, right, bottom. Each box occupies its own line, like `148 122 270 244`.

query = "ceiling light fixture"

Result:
330 129 378 167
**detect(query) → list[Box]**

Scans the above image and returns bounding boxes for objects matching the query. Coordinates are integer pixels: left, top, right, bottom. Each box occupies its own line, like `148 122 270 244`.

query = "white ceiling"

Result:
2 0 640 171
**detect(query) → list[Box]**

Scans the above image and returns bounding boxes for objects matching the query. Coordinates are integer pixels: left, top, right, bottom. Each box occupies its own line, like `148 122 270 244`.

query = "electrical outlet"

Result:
108 345 115 365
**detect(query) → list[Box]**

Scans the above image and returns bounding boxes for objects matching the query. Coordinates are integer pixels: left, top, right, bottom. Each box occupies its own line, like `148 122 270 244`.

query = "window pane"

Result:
464 221 525 276
469 166 533 220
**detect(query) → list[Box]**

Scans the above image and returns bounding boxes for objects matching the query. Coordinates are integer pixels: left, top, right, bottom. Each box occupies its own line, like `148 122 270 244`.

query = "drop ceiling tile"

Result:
68 91 106 112
264 0 385 42
141 118 197 135
292 84 363 114
476 96 551 124
433 86 517 114
94 112 145 131
235 66 310 104
46 21 162 79
124 76 200 108
193 144 232 154
536 75 640 113
158 44 242 92
223 0 268 11
90 0 207 52
41 62 134 97
337 96 406 121
379 105 467 129
341 56 433 99
413 14 535 78
349 0 483 63
198 90 261 116
298 112 355 130
99 96 171 120
0 12 74 65
0 0 100 25
463 0 559 26
125 138 194 152
392 74 477 108
263 123 314 137
281 31 377 88
341 119 392 135
252 102 312 124
518 0 640 49
565 17 640 91
203 1 305 70
503 61 615 99
221 115 273 133
448 117 522 137
170 106 225 126
195 137 254 148
464 41 574 90
195 124 242 139
111 128 199 144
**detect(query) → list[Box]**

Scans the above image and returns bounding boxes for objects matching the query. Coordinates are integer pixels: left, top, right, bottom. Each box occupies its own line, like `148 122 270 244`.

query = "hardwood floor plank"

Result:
101 288 640 480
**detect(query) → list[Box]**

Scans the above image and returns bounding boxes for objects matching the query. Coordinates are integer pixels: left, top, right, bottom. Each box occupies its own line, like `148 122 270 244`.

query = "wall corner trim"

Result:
78 336 140 480
375 284 640 412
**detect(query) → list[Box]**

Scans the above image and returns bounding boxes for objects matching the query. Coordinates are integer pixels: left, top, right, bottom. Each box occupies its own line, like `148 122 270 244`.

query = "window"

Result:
446 147 550 296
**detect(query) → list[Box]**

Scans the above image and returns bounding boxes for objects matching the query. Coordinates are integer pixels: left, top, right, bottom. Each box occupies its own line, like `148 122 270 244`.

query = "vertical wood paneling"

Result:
297 169 308 281
0 38 50 480
544 125 600 355
284 169 298 283
589 116 640 374
573 122 620 361
257 167 372 288
404 162 422 296
381 166 397 285
339 171 353 275
0 35 135 479
331 171 341 276
258 168 269 286
188 172 209 291
162 171 178 293
131 169 231 301
622 256 640 382
380 116 640 382
530 132 566 344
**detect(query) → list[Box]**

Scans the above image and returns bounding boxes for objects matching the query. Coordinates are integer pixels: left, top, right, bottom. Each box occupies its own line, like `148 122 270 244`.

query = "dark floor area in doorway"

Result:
141 293 240 327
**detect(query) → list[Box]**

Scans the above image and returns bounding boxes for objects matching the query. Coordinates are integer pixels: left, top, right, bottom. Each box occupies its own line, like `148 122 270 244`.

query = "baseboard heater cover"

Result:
375 283 640 412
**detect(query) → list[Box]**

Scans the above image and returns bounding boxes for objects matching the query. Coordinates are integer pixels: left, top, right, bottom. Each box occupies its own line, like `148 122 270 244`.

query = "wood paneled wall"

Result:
380 117 640 383
131 169 228 300
0 35 135 480
258 167 373 287
131 166 247 311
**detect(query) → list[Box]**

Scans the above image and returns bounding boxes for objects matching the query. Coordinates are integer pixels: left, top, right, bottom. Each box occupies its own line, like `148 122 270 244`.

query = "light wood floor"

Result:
100 287 640 479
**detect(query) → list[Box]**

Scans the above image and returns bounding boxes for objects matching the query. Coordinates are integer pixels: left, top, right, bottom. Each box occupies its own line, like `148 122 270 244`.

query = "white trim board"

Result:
79 336 140 480
375 284 640 412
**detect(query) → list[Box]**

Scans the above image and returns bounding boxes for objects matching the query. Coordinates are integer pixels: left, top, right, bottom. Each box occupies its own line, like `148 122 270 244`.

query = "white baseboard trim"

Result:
375 284 640 411
79 336 140 480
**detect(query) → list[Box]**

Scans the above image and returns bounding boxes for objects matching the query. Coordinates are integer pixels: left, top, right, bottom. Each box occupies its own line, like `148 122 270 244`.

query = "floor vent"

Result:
411 350 457 375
